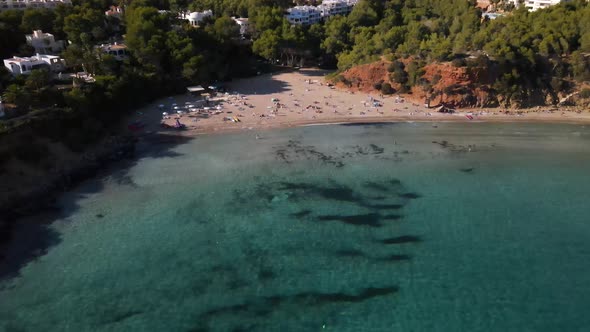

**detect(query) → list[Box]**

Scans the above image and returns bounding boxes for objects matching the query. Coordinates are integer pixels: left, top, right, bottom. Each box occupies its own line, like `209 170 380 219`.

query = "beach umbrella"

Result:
158 104 164 108
174 106 179 110
162 112 168 116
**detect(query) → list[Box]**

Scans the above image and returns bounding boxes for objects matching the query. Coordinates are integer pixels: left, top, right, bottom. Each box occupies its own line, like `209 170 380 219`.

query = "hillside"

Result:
333 59 590 109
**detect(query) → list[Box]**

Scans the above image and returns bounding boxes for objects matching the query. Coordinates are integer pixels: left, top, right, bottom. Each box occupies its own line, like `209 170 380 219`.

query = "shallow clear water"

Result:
2 123 590 332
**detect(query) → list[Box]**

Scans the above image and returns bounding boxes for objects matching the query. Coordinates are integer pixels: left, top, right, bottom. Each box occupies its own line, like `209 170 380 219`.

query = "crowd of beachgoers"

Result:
128 69 590 136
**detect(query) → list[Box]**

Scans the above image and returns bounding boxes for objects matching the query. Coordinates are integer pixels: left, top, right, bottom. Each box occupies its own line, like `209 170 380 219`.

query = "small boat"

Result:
465 115 474 120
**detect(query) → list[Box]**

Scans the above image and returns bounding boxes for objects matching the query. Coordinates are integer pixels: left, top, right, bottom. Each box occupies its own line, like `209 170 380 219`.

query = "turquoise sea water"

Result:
1 123 590 332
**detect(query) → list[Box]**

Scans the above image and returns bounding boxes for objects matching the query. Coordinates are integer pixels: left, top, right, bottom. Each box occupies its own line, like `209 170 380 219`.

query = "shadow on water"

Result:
0 133 194 282
339 122 397 128
379 235 423 244
217 176 424 329
198 286 399 326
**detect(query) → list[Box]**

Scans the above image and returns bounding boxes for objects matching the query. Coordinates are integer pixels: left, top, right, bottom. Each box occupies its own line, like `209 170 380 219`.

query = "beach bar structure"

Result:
187 85 206 95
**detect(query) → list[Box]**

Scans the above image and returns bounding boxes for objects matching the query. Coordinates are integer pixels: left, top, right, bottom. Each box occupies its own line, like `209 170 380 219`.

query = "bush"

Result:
580 88 590 99
398 85 410 93
452 58 467 67
381 83 394 95
388 60 405 73
391 70 408 84
373 80 383 91
14 141 48 163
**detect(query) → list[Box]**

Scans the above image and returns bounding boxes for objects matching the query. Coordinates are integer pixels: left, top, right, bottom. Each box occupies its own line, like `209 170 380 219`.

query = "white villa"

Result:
286 6 322 25
507 0 568 11
98 43 128 61
3 54 65 75
232 17 249 36
25 30 65 54
180 10 213 26
286 0 358 25
0 0 71 11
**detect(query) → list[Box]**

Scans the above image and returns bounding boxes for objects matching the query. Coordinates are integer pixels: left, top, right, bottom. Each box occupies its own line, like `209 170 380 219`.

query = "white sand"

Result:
131 69 590 136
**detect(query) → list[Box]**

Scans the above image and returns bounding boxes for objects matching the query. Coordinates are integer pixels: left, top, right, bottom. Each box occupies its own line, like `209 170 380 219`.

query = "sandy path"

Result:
130 69 590 137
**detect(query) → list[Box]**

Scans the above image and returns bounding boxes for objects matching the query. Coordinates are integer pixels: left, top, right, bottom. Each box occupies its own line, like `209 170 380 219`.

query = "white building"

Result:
286 0 358 25
25 30 65 54
98 43 128 61
318 0 357 17
506 0 567 11
482 12 504 20
232 17 249 36
286 6 322 25
180 10 213 26
3 54 65 75
0 0 71 11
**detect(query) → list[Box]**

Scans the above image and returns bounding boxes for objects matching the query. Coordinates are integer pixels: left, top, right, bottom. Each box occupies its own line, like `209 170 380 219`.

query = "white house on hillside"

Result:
180 10 213 26
0 0 72 11
4 54 66 75
286 6 322 25
232 17 249 36
98 43 128 61
25 30 65 54
318 0 357 17
286 0 358 25
506 0 568 11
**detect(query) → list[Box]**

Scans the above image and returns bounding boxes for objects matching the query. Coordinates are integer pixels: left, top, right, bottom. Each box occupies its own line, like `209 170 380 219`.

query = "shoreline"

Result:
128 69 590 138
148 114 590 138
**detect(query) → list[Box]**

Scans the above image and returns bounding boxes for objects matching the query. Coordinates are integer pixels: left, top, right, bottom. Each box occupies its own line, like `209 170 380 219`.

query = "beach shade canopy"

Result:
187 85 205 93
162 112 168 115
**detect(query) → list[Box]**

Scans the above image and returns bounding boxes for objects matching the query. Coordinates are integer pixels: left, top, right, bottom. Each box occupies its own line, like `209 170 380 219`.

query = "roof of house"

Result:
4 54 62 63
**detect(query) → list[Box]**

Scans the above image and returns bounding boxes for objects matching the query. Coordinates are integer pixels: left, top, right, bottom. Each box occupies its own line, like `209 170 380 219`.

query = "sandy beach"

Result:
131 69 590 136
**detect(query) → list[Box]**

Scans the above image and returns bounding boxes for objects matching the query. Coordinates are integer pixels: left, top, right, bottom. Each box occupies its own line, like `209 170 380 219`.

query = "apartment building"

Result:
318 0 358 17
506 0 567 11
286 0 358 25
286 6 322 25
